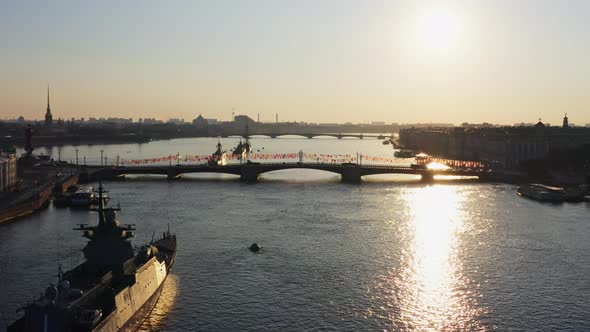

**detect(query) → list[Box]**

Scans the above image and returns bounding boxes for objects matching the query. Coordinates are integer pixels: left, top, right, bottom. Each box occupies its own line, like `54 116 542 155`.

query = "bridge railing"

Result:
115 152 416 167
100 162 419 171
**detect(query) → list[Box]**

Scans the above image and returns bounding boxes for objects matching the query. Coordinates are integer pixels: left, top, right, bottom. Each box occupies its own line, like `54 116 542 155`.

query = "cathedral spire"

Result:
45 85 53 126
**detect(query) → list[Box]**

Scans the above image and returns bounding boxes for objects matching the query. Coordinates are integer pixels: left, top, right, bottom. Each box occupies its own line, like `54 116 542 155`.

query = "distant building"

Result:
167 118 185 125
0 148 17 192
192 115 208 128
142 118 163 125
234 115 255 127
371 121 386 125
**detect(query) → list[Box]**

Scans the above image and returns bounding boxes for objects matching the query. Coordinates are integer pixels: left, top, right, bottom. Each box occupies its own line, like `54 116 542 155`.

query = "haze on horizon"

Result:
1 0 589 125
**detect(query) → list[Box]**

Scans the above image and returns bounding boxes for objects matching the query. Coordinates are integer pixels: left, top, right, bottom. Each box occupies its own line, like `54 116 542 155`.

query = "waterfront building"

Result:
399 117 590 168
0 149 17 192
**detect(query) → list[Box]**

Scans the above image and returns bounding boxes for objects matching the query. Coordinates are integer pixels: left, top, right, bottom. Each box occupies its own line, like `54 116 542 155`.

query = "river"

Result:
1 137 589 331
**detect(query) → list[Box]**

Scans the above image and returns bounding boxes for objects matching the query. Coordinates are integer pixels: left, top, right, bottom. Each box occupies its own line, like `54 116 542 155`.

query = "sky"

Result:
1 0 589 125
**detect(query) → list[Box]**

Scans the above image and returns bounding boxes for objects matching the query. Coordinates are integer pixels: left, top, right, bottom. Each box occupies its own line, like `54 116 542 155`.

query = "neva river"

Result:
1 137 589 331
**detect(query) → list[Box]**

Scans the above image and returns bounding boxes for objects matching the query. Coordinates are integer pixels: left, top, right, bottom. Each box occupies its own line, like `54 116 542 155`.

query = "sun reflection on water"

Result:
137 274 179 331
396 185 485 331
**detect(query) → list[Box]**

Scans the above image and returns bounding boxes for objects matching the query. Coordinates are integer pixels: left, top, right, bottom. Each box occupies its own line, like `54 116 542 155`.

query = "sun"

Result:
415 9 461 53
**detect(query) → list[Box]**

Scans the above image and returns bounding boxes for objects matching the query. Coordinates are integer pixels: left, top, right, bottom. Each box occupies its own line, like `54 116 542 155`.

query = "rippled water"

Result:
1 138 589 331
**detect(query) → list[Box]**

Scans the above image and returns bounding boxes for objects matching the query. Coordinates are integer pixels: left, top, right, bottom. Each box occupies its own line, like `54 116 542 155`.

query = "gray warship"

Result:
8 184 177 332
208 141 227 167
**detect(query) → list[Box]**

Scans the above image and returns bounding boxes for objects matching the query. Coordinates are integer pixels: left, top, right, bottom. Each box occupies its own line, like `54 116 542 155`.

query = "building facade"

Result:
400 118 590 168
0 152 17 192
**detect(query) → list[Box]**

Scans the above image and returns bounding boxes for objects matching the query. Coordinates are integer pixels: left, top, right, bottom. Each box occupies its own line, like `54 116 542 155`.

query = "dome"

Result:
534 119 545 128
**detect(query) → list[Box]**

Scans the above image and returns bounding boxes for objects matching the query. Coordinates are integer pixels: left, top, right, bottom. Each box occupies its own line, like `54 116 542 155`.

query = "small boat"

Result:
516 184 585 202
54 185 82 207
67 186 110 207
68 187 96 207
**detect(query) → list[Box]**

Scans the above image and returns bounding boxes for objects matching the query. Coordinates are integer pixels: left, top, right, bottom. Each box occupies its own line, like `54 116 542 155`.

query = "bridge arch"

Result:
310 133 341 138
249 134 273 139
272 134 310 139
257 167 343 181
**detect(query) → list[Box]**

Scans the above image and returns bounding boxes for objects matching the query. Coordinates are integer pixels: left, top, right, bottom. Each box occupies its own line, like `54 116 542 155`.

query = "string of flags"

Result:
118 152 486 168
415 156 486 169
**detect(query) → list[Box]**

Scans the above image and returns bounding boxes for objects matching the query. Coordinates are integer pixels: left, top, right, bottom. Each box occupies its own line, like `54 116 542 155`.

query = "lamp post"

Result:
100 149 104 166
75 148 79 170
57 147 62 176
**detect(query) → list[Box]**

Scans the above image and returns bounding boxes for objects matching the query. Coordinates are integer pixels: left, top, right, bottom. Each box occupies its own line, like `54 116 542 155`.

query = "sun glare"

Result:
427 162 451 170
416 9 461 53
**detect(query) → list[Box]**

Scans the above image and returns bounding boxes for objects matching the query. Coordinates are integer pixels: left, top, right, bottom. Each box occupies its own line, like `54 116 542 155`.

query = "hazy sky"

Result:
1 0 589 125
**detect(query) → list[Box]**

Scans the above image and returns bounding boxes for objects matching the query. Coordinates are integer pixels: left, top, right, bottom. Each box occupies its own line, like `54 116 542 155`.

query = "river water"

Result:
1 137 589 331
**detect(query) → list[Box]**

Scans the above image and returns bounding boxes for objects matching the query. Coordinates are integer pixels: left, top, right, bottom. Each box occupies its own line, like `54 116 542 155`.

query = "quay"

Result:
0 173 78 224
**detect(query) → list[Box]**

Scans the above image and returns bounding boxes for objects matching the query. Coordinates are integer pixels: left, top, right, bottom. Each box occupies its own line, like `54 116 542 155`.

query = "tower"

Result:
562 113 569 129
45 86 53 126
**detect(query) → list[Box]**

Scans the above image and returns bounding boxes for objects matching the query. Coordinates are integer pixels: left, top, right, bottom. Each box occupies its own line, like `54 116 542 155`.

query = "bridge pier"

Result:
341 165 362 184
240 165 260 183
420 171 434 183
167 167 180 181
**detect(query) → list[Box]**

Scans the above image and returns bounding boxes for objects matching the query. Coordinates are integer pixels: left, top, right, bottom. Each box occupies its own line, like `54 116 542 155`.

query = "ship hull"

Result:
92 237 176 332
92 273 167 332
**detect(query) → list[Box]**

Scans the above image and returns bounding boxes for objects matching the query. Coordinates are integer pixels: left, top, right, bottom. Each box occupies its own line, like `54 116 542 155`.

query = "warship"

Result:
8 184 177 332
208 141 227 167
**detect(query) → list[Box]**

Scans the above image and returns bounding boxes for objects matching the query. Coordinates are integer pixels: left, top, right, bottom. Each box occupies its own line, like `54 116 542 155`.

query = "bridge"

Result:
219 133 391 139
83 162 491 184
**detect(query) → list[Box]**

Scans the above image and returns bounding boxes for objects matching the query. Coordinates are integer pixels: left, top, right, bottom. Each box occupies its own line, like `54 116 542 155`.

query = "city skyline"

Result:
1 1 590 124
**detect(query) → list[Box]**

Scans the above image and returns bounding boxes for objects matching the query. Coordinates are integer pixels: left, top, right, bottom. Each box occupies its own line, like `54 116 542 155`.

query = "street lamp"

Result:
75 148 79 170
100 149 104 166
